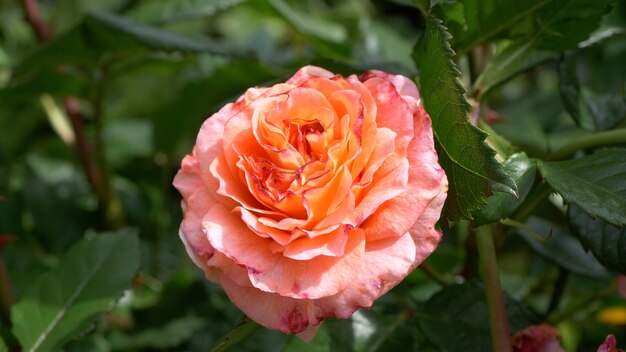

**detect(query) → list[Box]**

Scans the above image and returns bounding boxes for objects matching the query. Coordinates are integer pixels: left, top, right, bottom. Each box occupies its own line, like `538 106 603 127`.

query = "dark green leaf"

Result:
0 71 88 104
451 0 551 53
108 315 206 350
284 309 410 352
0 337 7 352
518 217 609 278
267 0 350 59
19 11 235 72
558 51 626 131
474 153 537 227
538 149 626 227
532 0 615 51
558 51 587 128
450 0 614 54
569 205 626 274
413 16 516 223
127 0 243 24
11 229 141 352
474 39 556 97
417 281 539 351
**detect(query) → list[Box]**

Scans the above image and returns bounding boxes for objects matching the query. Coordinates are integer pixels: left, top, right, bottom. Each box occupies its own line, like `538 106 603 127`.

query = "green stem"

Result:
548 128 626 160
210 317 260 352
544 268 569 319
476 225 512 352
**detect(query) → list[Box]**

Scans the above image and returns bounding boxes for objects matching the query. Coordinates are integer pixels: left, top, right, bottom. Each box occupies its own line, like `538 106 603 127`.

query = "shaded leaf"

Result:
266 0 350 59
413 16 516 223
127 0 243 24
11 229 141 352
417 280 539 351
451 0 551 54
569 205 626 274
474 153 537 227
474 38 557 97
538 149 626 227
518 217 609 279
108 315 206 350
19 11 235 73
450 0 614 54
558 52 626 131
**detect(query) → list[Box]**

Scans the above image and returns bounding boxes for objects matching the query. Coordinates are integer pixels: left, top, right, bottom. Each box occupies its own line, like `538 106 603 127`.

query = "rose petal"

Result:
203 204 365 299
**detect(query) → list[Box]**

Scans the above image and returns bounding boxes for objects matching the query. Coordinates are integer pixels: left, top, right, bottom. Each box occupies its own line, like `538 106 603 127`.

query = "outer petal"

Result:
203 204 366 299
363 105 447 241
287 65 335 86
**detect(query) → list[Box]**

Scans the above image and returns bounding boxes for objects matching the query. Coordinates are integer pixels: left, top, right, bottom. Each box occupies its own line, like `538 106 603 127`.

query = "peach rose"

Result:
173 66 447 336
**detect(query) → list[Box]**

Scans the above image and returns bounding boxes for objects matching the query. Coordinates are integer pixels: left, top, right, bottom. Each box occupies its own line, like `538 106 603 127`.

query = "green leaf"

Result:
417 281 539 351
473 39 556 97
451 0 551 54
413 16 516 223
19 11 234 72
108 315 206 350
284 309 410 352
267 0 350 59
558 51 626 131
532 0 615 51
450 0 614 54
11 229 141 352
473 153 537 227
127 0 243 24
538 149 626 227
0 337 7 352
518 217 609 278
569 205 626 274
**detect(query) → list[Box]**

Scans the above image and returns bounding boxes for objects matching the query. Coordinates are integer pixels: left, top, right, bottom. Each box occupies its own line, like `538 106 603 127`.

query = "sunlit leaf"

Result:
473 153 537 227
413 15 516 223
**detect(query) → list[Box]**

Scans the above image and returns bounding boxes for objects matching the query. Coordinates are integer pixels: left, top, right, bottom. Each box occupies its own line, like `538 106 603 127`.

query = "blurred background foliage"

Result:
0 0 625 351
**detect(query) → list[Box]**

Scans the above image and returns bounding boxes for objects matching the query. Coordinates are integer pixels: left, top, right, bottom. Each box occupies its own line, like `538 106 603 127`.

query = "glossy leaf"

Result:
474 153 537 227
538 149 626 227
417 281 539 351
11 229 141 352
413 15 516 223
518 217 609 279
569 205 626 274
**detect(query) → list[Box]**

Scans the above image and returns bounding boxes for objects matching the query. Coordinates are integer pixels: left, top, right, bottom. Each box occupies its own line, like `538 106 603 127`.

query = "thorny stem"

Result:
548 128 626 160
20 0 124 229
476 225 512 352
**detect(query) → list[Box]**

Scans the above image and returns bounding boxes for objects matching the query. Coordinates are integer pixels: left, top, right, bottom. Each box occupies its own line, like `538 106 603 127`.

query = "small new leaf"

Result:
413 16 516 223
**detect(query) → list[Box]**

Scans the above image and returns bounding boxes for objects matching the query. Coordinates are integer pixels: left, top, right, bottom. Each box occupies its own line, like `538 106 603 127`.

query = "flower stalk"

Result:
210 317 260 352
476 225 512 352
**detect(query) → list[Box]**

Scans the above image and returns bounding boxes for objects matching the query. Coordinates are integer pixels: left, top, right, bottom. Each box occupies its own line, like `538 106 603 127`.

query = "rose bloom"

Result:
173 66 448 337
